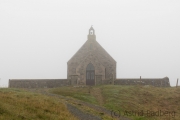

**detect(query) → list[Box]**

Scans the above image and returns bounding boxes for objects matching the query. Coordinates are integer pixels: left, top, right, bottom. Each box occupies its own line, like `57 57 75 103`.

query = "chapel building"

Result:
67 26 116 85
8 27 170 88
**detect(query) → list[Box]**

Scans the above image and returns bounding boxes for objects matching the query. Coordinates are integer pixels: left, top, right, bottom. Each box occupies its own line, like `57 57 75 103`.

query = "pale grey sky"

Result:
0 0 180 87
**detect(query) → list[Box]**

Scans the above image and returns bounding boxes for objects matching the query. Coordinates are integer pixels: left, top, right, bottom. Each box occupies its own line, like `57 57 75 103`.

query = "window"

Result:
86 63 94 70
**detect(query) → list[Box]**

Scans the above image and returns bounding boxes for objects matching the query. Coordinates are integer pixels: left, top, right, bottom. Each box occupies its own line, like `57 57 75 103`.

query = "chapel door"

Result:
86 63 95 85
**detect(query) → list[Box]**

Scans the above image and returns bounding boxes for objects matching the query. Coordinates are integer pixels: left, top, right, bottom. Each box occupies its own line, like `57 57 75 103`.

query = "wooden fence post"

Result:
176 78 179 88
112 73 114 85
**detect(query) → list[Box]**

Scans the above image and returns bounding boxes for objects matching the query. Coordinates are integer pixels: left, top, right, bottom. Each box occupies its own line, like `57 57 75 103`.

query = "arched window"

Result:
86 63 94 70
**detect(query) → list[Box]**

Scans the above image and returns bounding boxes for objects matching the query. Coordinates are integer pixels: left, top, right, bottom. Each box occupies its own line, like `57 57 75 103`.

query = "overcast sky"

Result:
0 0 180 87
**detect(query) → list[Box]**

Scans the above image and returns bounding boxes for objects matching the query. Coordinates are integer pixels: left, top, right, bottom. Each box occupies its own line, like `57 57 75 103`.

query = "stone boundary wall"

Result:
114 77 170 87
9 79 70 88
9 77 170 88
102 79 113 85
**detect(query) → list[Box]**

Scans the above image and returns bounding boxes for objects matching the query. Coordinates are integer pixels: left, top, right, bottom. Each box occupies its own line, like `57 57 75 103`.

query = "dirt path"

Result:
25 88 131 120
90 87 104 106
66 103 101 120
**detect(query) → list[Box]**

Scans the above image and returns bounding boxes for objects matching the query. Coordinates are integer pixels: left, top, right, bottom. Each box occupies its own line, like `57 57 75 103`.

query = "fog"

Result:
0 0 180 87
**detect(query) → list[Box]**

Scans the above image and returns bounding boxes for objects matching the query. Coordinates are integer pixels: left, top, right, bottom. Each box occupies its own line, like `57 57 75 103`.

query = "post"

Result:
140 76 141 79
95 75 96 86
176 78 179 88
112 73 114 85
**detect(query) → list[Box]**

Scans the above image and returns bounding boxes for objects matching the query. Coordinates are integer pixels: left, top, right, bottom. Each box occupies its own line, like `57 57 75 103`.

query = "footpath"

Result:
26 88 131 120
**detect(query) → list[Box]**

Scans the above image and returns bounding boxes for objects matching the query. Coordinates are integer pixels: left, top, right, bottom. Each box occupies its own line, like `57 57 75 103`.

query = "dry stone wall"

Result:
9 77 170 88
9 79 70 88
114 77 170 87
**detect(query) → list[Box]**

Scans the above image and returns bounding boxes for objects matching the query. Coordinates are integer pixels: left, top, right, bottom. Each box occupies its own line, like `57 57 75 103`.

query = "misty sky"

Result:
0 0 180 87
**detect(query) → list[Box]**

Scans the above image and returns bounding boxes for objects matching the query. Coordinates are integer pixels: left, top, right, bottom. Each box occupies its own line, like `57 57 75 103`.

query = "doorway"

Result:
86 63 95 85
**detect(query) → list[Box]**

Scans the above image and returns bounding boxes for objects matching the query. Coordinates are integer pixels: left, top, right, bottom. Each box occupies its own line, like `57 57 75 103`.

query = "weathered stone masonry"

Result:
9 77 170 88
9 79 70 88
8 27 171 88
67 26 116 86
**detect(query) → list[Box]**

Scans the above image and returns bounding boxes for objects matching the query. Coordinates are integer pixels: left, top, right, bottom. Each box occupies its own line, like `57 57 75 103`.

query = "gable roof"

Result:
67 40 116 64
67 27 116 67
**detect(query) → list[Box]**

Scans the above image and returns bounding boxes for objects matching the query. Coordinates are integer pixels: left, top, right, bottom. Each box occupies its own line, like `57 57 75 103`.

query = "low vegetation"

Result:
50 85 180 120
1 85 179 120
0 88 78 120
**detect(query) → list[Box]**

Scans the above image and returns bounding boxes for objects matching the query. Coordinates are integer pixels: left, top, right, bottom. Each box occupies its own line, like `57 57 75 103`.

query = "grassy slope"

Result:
0 88 78 120
50 85 180 120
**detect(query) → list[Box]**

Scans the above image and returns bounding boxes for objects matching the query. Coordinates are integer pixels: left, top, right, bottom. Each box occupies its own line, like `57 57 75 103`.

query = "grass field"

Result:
50 85 180 120
0 85 179 120
0 88 78 120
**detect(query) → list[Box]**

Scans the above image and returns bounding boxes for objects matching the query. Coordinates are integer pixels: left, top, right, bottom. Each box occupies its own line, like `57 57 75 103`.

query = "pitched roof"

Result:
67 27 116 67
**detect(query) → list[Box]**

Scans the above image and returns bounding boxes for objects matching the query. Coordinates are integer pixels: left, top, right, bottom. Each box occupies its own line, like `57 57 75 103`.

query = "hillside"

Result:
0 85 179 120
0 88 78 120
50 85 180 120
